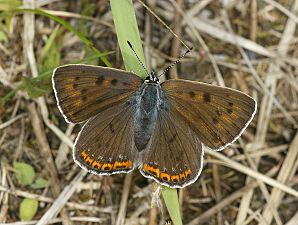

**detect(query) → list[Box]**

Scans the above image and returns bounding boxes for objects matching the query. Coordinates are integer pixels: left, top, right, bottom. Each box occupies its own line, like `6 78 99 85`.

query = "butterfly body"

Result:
134 73 166 151
52 64 256 188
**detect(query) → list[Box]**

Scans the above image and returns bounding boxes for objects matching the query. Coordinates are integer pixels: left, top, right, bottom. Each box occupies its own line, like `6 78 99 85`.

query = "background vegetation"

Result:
0 0 297 224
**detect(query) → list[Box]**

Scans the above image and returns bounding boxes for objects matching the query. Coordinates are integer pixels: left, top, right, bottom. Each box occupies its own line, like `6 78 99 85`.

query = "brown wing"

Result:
161 79 256 150
74 100 138 175
140 106 203 188
52 64 143 123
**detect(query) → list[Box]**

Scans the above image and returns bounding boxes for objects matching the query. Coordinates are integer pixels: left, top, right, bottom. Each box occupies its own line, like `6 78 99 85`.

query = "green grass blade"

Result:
110 1 183 225
162 187 183 225
1 8 112 67
110 0 146 79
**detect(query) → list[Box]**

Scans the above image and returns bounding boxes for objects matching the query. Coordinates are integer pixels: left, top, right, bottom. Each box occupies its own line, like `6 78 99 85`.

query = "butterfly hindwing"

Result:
161 79 256 150
140 102 203 188
52 64 143 123
74 100 139 175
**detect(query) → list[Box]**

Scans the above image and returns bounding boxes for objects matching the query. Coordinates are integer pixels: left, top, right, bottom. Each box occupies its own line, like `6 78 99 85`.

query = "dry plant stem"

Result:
276 0 298 55
148 206 157 225
115 173 133 225
236 32 277 225
189 17 273 58
242 142 282 225
136 0 190 51
221 11 297 126
170 0 225 87
205 148 298 198
55 124 75 170
15 117 25 161
43 9 113 28
250 0 257 41
0 114 26 130
38 97 74 149
36 170 87 225
0 66 12 87
103 179 116 224
258 1 298 224
34 0 61 7
212 164 223 225
237 2 298 221
27 103 73 225
0 184 112 213
125 202 150 225
169 0 183 79
186 164 279 225
242 208 263 225
285 211 298 225
22 1 73 222
1 216 107 225
22 0 38 78
0 165 8 223
264 0 298 24
259 132 298 225
186 0 213 18
232 144 288 161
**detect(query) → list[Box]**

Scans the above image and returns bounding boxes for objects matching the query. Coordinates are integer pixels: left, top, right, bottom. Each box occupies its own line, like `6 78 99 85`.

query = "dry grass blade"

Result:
205 148 298 198
27 103 73 225
36 170 86 225
1 1 297 224
259 132 298 225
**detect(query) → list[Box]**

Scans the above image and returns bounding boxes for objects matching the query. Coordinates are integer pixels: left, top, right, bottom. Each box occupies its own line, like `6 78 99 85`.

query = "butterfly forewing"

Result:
52 65 143 123
161 80 256 150
140 103 203 188
74 100 138 175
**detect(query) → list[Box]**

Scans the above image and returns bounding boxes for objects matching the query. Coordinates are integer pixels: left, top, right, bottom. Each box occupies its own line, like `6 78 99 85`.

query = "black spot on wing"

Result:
203 93 211 103
111 79 118 86
96 76 105 85
188 91 196 98
109 123 115 134
168 134 177 144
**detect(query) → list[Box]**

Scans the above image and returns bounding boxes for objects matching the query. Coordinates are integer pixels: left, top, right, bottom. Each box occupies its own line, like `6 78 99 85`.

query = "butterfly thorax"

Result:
134 75 165 152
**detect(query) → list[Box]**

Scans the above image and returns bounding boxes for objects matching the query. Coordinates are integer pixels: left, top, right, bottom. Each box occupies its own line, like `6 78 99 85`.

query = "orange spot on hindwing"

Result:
171 175 179 182
160 172 170 181
101 163 113 171
92 161 102 169
113 160 133 170
80 150 132 173
142 164 193 185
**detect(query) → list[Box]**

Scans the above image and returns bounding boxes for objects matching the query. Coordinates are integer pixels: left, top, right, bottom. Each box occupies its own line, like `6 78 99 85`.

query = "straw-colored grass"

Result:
0 1 297 225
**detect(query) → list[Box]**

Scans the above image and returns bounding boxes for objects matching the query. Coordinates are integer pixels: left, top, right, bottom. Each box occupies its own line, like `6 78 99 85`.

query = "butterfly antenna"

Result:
158 47 193 78
127 41 149 76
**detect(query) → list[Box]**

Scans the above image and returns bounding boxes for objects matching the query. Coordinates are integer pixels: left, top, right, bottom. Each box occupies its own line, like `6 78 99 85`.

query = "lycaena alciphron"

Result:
52 42 256 188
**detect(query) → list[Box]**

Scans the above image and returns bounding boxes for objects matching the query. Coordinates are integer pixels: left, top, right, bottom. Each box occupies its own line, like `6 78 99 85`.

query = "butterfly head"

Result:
145 72 160 84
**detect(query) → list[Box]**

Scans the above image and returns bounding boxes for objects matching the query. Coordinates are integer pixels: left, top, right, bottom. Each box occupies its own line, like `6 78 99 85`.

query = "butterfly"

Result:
52 49 256 188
